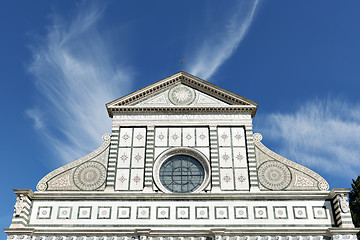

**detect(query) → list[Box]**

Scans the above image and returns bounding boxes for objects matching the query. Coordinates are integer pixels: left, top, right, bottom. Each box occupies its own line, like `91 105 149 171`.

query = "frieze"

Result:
114 114 251 120
7 235 354 240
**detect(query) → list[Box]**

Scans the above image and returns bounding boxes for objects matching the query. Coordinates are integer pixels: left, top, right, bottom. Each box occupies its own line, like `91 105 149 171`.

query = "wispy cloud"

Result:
27 4 132 164
188 0 259 79
257 98 360 184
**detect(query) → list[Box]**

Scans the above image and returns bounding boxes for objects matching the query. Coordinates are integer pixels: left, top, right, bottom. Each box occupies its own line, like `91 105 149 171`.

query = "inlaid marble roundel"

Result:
168 85 196 105
73 161 106 190
258 161 291 190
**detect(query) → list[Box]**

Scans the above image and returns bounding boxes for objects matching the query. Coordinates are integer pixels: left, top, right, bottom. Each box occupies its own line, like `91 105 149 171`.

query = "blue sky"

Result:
1 0 360 236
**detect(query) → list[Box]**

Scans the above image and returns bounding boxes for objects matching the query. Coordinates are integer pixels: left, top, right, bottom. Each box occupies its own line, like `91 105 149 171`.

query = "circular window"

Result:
159 155 205 193
153 147 210 193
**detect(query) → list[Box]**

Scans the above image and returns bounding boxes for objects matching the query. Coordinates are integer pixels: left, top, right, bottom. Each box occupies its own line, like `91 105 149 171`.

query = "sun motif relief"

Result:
168 85 196 105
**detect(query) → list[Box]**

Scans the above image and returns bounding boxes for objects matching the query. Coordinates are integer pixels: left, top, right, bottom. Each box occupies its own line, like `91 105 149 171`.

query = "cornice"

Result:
106 72 258 118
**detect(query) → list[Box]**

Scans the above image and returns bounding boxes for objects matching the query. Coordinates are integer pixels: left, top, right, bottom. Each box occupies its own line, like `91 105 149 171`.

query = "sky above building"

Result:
1 1 360 236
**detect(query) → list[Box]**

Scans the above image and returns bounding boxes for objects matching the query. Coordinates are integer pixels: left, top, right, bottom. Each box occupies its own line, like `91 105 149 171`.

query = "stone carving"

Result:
338 194 350 213
318 181 329 191
258 161 291 190
37 134 110 191
14 195 25 217
253 133 263 142
168 85 196 105
254 133 329 191
49 174 71 187
73 161 106 190
294 175 314 187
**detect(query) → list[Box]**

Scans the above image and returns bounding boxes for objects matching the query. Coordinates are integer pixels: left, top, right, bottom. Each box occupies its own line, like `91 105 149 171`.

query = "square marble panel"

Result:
231 127 246 147
137 207 151 219
132 128 146 147
293 206 308 219
195 206 209 219
234 206 248 219
220 168 234 190
254 206 268 219
234 168 249 190
219 147 233 168
169 128 182 146
119 128 133 147
313 206 328 219
182 128 195 146
77 206 92 219
273 206 288 219
176 207 190 219
115 169 130 191
97 207 112 219
215 207 229 219
131 148 145 168
232 148 247 168
218 127 231 147
196 128 209 147
155 128 168 147
37 206 52 219
129 169 144 190
157 207 170 219
117 207 131 219
57 206 72 219
117 148 131 168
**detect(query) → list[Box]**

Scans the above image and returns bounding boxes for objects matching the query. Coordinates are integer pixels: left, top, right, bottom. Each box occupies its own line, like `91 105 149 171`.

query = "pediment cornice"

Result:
106 71 258 117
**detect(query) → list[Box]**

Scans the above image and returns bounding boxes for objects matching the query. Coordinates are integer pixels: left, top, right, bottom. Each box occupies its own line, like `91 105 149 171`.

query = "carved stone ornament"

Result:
73 161 106 190
168 85 196 105
14 195 25 216
253 132 329 191
339 194 350 213
36 134 110 191
258 161 292 190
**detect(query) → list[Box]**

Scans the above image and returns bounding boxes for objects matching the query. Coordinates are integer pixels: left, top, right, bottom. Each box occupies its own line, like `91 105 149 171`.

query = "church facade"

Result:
5 72 358 240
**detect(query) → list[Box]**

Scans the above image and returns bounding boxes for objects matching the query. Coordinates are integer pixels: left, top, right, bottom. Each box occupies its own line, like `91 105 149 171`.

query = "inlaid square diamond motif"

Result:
137 207 150 219
97 207 111 219
313 206 327 219
293 206 308 219
157 207 170 219
77 206 92 219
196 128 209 147
218 127 231 147
195 207 209 219
254 206 268 219
119 128 133 147
57 207 72 219
215 207 228 219
231 127 245 146
155 128 168 147
133 128 146 146
273 206 288 219
176 207 190 219
37 206 52 219
117 207 131 219
234 206 248 219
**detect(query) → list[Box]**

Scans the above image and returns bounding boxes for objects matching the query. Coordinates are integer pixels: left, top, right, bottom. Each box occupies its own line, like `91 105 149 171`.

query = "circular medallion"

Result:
258 161 291 190
73 161 106 190
168 85 196 105
159 155 205 193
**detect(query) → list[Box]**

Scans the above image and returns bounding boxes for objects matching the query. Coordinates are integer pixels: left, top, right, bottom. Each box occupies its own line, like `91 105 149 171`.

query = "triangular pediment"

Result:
106 71 258 117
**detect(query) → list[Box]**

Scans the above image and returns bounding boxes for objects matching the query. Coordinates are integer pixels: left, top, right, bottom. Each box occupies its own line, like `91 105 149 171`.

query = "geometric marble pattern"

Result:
313 206 328 219
115 127 146 191
293 206 308 219
37 206 52 219
218 127 249 191
273 206 288 219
